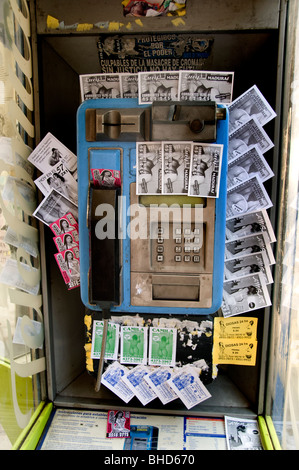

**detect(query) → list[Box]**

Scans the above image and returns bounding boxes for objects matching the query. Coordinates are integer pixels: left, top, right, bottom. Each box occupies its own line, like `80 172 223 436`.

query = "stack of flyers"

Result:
96 323 214 408
79 70 234 105
213 317 258 367
221 85 277 317
101 361 212 409
30 133 78 227
49 213 80 290
136 141 223 198
226 85 276 220
222 212 275 317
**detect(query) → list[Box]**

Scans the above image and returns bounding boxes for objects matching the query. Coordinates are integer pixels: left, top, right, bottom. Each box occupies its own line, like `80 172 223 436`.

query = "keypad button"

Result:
157 238 164 244
184 255 191 262
175 246 182 253
157 255 164 262
184 246 191 253
175 255 182 262
175 237 182 244
157 246 164 253
193 255 200 263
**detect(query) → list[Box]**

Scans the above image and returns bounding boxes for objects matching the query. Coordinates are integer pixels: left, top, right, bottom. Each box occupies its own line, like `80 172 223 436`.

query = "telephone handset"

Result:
88 186 120 307
77 98 228 315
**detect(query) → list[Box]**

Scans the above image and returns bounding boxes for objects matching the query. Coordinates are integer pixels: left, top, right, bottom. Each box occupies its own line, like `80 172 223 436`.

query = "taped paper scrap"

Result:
47 15 59 29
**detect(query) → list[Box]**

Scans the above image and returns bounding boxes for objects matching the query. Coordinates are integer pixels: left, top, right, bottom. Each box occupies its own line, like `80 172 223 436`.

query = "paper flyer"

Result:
214 317 258 340
120 326 148 364
213 339 258 366
91 321 120 360
148 327 177 367
106 410 130 439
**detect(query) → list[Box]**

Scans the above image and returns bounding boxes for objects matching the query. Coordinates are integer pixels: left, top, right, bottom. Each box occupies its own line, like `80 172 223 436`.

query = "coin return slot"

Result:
152 275 200 301
153 285 199 301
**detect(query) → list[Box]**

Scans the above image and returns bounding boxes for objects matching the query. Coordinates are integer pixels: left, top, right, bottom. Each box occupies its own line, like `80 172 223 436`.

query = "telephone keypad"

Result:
151 222 204 270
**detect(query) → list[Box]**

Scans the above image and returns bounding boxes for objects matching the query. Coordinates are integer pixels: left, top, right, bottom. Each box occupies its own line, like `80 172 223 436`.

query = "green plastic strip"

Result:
12 401 46 450
265 415 282 450
20 402 53 450
258 415 274 450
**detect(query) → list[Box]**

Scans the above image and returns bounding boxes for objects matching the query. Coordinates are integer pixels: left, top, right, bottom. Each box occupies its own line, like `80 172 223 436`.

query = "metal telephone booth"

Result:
1 0 298 450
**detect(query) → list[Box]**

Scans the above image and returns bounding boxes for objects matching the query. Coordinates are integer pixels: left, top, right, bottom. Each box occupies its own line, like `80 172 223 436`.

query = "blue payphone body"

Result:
77 98 228 315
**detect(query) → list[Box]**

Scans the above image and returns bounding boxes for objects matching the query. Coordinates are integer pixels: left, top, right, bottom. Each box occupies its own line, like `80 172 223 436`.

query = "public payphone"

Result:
77 98 228 315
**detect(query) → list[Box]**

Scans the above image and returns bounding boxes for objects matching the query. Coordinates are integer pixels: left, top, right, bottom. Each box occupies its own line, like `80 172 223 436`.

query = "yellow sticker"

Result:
108 21 124 31
47 15 59 29
77 23 94 32
171 18 186 26
213 339 258 366
214 317 258 340
135 18 143 27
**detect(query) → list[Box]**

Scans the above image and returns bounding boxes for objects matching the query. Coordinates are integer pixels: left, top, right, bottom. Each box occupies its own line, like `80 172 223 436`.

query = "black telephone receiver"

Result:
88 186 120 308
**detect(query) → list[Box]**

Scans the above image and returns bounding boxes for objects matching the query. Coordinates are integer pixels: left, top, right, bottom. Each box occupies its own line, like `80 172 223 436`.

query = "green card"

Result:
120 326 148 364
149 327 177 366
91 321 119 360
